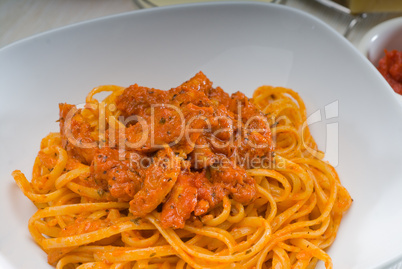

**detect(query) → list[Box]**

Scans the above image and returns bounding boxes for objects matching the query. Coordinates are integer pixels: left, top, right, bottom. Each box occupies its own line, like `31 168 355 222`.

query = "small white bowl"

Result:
359 16 402 104
359 16 402 66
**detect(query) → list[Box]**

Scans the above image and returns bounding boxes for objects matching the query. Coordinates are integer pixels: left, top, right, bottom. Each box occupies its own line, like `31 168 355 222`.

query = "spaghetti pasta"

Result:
13 72 352 269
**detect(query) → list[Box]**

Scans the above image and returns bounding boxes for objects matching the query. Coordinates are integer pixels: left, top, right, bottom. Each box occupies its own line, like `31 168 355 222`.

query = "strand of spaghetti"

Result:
183 244 216 256
257 176 271 196
272 125 301 158
12 170 69 203
77 262 111 269
85 88 124 133
157 261 170 269
252 85 274 104
255 184 277 223
34 219 61 238
40 132 62 149
253 86 322 160
241 249 269 268
304 167 345 218
227 225 265 254
256 86 307 118
284 194 317 226
274 155 314 201
150 214 272 263
226 199 245 223
274 114 294 127
301 122 325 159
135 260 149 269
53 191 81 229
175 260 186 269
32 145 68 193
56 254 94 269
303 165 329 207
202 196 231 227
259 98 300 122
66 182 114 200
54 191 81 206
334 183 352 213
287 172 303 198
94 245 176 263
182 224 236 253
88 210 109 220
271 196 310 232
273 175 336 238
292 258 314 269
72 245 125 253
188 236 224 255
229 226 256 241
55 165 90 189
99 86 125 106
110 262 130 269
255 216 331 268
292 158 338 183
28 202 129 247
276 241 301 253
317 213 342 249
247 169 292 202
266 182 289 201
290 238 332 269
74 246 177 267
182 234 203 246
121 230 160 248
272 246 291 268
32 153 45 181
146 215 229 269
83 85 124 132
42 221 147 249
240 247 275 269
286 215 331 241
86 85 125 104
292 158 352 213
81 245 179 269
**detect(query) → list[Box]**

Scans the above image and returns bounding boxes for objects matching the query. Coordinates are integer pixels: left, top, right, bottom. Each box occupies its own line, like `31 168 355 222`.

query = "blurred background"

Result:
1 0 401 49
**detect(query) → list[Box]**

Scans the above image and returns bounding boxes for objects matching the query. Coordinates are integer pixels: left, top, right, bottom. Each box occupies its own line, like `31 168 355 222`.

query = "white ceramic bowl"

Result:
359 16 402 103
1 2 402 269
359 16 402 66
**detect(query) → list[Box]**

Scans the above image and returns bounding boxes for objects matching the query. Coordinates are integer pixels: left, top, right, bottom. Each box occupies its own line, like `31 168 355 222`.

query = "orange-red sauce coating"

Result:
58 72 274 229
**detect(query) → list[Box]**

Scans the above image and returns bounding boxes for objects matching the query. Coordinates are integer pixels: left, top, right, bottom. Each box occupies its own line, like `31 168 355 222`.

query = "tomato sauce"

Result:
377 49 402 95
59 72 275 229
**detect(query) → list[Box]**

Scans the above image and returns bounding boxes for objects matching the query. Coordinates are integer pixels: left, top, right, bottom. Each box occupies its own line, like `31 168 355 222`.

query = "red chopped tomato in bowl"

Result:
377 49 402 95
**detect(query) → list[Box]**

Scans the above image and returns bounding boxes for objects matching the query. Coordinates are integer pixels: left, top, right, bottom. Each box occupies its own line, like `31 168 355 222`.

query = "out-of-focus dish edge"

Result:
358 17 402 104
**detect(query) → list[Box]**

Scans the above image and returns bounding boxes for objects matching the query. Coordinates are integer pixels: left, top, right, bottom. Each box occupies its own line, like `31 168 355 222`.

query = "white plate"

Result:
1 2 402 269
